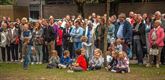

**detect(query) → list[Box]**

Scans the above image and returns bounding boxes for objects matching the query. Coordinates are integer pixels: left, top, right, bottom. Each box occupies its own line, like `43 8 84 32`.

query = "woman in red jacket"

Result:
147 20 165 68
56 26 63 58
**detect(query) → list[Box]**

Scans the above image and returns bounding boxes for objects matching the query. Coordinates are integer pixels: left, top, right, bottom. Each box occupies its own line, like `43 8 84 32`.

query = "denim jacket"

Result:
70 27 84 42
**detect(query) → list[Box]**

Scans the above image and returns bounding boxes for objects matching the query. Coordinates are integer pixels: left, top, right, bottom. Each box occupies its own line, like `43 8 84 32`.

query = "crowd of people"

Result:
0 11 165 73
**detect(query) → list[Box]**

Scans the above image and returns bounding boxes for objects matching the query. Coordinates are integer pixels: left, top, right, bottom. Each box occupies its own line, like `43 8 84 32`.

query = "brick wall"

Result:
43 2 165 18
0 5 14 20
13 6 29 20
118 2 165 15
0 5 28 21
43 4 106 18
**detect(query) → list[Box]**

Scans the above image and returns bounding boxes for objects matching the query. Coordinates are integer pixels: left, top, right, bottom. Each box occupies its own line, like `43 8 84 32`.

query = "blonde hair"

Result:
49 15 54 19
64 50 70 56
23 37 29 44
51 50 58 57
94 48 102 56
117 51 127 60
116 38 122 44
21 17 28 23
81 36 88 42
155 20 162 25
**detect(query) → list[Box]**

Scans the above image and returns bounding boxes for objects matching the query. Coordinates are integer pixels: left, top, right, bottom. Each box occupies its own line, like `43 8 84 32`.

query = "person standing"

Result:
63 21 73 58
0 22 8 62
55 21 63 58
147 20 164 68
42 20 55 62
8 22 19 62
70 20 84 54
132 15 146 65
32 22 43 64
21 24 32 64
114 13 132 58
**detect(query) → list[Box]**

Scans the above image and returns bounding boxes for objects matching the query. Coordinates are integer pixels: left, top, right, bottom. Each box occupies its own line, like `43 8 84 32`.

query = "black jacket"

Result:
133 22 146 46
63 27 72 43
43 26 55 43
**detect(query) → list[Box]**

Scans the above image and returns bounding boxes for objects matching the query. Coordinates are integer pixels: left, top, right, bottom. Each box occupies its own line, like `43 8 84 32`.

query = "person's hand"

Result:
152 41 157 48
133 29 136 32
98 37 101 40
108 66 112 68
121 39 125 43
49 61 52 64
45 41 48 45
153 41 156 45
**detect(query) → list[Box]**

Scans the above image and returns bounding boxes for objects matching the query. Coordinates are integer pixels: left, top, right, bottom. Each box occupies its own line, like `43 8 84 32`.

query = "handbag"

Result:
15 36 20 45
149 47 159 55
35 37 43 45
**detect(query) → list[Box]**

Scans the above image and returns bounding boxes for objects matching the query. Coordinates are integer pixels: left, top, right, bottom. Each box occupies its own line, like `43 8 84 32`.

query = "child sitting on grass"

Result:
67 48 87 72
58 50 72 69
88 49 103 70
105 51 118 72
115 51 130 73
46 50 60 69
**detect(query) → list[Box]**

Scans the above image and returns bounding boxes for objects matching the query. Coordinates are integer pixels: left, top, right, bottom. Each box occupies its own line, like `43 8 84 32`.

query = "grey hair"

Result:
155 20 162 24
155 11 161 16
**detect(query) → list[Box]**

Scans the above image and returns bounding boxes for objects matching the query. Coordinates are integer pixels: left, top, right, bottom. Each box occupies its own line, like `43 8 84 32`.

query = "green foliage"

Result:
0 0 16 5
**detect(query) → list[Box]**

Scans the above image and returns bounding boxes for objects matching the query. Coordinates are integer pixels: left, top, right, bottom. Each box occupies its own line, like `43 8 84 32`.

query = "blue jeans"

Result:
73 42 82 50
35 45 43 62
133 39 143 64
23 54 29 69
27 45 32 63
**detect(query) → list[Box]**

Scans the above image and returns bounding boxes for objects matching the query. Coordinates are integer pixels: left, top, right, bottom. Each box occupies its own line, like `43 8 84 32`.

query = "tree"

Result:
110 0 120 15
0 0 16 5
74 0 86 18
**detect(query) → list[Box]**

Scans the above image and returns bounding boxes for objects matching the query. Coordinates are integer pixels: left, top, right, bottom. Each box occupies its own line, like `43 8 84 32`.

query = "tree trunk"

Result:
77 3 85 18
103 0 110 67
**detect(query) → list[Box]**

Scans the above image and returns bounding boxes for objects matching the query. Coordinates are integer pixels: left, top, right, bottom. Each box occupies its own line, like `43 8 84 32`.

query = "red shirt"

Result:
130 18 135 26
56 29 63 46
76 55 87 71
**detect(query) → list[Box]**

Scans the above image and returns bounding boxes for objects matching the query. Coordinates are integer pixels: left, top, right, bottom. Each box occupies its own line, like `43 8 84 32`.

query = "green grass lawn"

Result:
0 63 165 80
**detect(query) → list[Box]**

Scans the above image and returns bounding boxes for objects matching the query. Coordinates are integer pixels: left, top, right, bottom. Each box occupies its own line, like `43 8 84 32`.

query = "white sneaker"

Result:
36 62 39 64
156 64 160 68
67 70 74 73
111 69 116 72
105 67 109 71
61 65 67 68
39 62 42 64
20 59 24 63
31 62 34 65
128 67 131 73
146 63 151 67
58 64 62 69
121 71 125 74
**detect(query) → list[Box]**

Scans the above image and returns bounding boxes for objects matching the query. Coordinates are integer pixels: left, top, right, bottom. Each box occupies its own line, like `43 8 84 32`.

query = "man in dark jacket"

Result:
42 19 55 62
114 13 132 60
132 14 146 64
115 13 132 45
63 21 74 58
